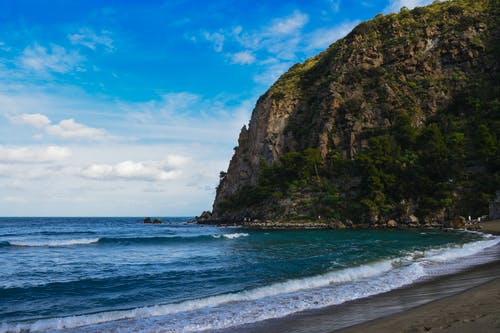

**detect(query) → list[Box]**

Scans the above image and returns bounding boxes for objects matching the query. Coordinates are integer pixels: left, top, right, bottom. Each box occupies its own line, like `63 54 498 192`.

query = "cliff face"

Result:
211 0 499 225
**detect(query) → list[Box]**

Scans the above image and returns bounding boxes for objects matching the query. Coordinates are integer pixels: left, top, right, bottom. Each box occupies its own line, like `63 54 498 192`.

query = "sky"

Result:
0 0 436 216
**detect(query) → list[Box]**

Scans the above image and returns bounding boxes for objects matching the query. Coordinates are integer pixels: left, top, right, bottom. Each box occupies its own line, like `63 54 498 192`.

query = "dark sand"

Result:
226 220 500 333
337 277 500 333
480 219 500 235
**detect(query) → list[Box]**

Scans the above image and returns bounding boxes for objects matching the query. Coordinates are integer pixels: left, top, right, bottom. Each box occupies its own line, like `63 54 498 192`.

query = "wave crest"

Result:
211 233 249 239
1 233 251 249
7 238 100 247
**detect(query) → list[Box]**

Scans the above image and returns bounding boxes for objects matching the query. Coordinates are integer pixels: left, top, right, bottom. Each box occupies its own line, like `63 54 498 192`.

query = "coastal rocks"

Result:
195 214 484 231
404 215 420 227
144 217 162 224
387 219 398 228
328 220 346 229
445 216 466 229
197 211 213 222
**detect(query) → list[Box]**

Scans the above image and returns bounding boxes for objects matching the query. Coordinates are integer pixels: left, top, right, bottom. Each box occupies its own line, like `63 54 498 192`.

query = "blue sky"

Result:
0 0 434 216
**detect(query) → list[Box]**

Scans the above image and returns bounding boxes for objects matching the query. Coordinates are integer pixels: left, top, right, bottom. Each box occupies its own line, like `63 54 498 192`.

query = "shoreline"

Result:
197 217 493 231
478 219 500 235
336 276 500 333
221 220 500 333
336 220 500 333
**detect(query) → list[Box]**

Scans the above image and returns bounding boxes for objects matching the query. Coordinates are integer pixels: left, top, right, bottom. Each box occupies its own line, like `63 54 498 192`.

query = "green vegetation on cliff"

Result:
213 0 499 225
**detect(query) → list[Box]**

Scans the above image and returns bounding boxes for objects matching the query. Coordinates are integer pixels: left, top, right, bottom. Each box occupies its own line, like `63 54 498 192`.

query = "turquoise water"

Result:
0 217 498 332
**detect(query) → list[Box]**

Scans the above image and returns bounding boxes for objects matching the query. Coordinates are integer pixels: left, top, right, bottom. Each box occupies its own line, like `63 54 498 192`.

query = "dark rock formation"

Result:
196 211 213 224
144 217 152 224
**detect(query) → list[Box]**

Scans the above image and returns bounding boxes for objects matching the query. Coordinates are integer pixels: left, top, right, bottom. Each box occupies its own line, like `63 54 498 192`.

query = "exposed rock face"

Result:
213 96 300 210
210 0 499 224
445 216 466 229
489 191 500 220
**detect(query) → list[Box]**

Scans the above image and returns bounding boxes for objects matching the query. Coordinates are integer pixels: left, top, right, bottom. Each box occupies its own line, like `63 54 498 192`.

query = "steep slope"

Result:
208 0 499 227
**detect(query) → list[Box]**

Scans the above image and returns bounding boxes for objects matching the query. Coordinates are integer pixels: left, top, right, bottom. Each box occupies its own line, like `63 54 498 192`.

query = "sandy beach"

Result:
337 277 500 333
479 220 500 235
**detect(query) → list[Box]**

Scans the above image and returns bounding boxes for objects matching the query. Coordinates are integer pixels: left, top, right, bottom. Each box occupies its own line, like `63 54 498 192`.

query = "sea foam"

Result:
7 238 100 247
211 233 249 239
424 237 500 262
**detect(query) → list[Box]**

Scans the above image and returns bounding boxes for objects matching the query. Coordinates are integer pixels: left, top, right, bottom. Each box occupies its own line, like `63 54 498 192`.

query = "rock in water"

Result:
153 218 162 224
196 211 213 224
144 217 152 224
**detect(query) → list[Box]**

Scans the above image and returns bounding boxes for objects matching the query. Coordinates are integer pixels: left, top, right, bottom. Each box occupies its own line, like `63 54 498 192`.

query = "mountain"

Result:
204 0 499 228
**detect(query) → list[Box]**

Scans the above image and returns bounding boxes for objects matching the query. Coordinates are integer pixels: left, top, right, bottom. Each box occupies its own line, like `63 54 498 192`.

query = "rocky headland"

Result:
199 0 499 230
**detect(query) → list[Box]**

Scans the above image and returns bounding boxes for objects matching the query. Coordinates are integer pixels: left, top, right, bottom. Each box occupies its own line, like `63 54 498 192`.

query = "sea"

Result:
0 217 499 333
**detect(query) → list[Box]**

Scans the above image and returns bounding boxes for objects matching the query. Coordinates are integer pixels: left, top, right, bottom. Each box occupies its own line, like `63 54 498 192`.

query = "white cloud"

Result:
80 155 190 181
195 10 310 67
14 113 110 141
306 21 360 50
193 10 358 87
384 0 436 13
266 11 309 35
121 92 251 144
203 31 225 52
159 92 201 113
19 44 85 73
46 118 108 139
231 51 255 64
15 113 50 128
69 28 114 51
0 145 72 163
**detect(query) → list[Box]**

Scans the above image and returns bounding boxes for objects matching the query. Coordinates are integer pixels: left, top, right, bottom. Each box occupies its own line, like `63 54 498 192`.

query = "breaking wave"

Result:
5 238 100 247
1 233 251 248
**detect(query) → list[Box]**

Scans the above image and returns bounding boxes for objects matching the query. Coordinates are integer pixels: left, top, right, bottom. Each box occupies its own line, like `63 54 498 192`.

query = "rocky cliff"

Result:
207 0 499 227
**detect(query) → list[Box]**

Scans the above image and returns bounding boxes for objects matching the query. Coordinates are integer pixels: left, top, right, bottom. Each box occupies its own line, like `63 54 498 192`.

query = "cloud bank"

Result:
14 113 110 140
80 156 190 181
0 145 71 163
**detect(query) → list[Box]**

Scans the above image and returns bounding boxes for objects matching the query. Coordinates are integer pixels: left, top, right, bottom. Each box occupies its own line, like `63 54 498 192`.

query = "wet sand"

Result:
337 277 500 333
226 220 500 333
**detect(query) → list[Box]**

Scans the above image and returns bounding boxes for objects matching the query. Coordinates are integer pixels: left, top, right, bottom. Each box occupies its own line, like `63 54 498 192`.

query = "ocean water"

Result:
0 217 499 333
